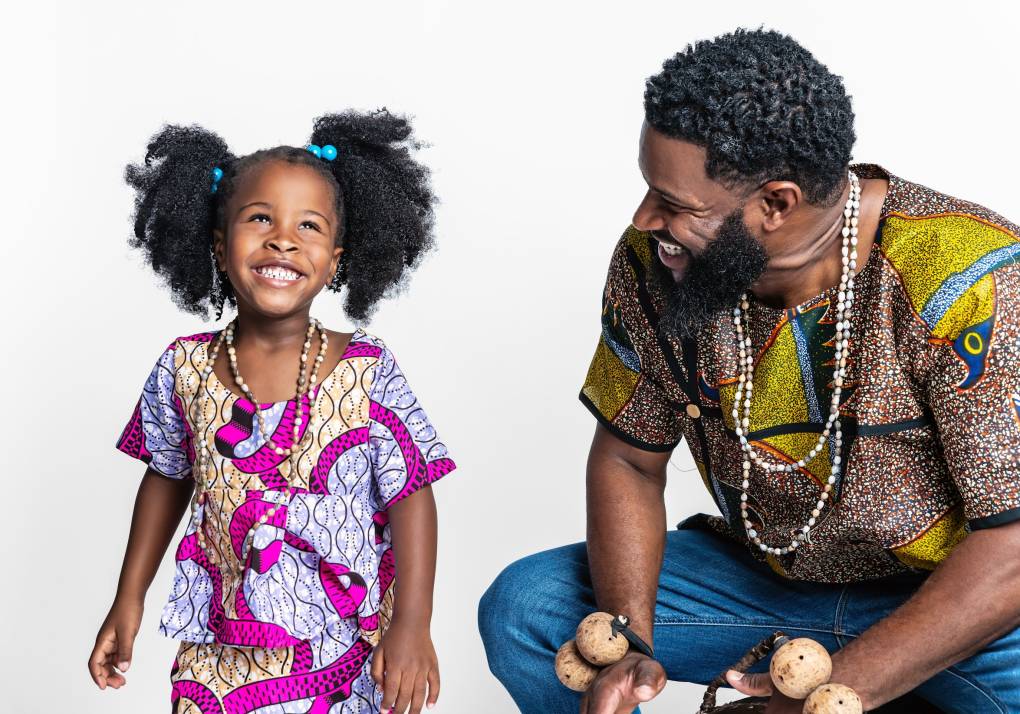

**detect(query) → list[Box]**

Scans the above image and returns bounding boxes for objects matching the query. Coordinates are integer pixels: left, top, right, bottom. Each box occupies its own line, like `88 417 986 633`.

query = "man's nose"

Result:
632 195 666 233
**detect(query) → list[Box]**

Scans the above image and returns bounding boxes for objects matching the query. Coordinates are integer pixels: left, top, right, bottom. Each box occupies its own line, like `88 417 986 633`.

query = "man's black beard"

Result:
651 209 769 341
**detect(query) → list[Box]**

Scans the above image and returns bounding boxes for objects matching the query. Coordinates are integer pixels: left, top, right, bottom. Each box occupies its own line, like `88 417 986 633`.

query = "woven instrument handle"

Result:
698 631 788 713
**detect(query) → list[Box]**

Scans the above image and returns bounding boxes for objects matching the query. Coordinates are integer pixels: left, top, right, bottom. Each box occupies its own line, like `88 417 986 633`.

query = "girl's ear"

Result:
330 245 344 278
212 228 226 272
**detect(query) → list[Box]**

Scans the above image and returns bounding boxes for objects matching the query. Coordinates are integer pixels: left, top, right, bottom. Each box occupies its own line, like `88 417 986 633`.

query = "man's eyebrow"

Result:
651 185 695 206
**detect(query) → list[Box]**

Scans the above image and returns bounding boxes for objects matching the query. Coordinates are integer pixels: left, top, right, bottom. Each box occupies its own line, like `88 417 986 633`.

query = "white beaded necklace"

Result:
733 172 861 556
188 317 329 569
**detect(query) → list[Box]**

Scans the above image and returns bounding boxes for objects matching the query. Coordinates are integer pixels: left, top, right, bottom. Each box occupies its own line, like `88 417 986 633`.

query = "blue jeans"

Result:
477 524 1020 713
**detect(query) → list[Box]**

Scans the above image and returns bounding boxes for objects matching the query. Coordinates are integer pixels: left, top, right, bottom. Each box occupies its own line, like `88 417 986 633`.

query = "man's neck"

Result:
750 178 886 309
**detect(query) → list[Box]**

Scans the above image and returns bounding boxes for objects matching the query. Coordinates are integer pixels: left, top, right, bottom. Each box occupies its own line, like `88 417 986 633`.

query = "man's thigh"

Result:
651 526 853 685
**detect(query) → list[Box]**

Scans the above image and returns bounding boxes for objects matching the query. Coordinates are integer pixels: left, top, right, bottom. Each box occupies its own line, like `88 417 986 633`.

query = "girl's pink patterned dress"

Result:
116 329 456 713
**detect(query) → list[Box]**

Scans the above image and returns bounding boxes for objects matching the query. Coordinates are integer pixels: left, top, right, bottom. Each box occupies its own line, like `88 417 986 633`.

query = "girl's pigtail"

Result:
309 110 437 322
125 124 236 320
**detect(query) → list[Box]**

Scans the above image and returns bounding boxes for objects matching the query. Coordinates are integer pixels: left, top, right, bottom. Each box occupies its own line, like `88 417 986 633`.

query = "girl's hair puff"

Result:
125 109 436 322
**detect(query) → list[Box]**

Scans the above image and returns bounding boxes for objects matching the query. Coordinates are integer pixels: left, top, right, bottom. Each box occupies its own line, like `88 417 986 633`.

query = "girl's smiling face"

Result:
213 159 343 319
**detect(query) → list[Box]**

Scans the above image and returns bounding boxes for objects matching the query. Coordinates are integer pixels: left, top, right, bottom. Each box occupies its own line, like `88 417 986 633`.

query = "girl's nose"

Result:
266 235 299 252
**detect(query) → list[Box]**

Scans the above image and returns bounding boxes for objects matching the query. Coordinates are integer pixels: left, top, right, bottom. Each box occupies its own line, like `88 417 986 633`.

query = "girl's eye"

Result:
250 213 271 223
300 221 321 232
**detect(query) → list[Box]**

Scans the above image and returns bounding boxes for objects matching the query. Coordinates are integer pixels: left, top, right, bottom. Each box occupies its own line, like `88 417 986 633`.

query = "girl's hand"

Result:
88 597 143 690
371 617 440 713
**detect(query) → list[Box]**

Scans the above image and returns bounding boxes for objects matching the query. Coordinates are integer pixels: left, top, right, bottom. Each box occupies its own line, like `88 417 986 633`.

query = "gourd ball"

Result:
555 640 600 692
769 638 832 699
803 683 863 714
575 612 630 665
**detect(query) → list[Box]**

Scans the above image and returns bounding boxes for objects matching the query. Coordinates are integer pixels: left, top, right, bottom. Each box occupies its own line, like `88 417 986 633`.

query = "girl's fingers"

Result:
89 631 126 689
115 626 134 673
426 667 441 707
393 671 416 714
382 669 402 713
371 647 386 688
409 671 427 714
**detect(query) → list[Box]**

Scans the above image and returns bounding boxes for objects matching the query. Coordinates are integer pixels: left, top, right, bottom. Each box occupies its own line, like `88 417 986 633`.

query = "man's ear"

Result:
752 181 803 234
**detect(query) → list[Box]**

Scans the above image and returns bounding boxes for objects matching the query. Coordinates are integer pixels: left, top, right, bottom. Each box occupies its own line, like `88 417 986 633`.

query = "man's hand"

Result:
580 652 667 714
726 669 801 713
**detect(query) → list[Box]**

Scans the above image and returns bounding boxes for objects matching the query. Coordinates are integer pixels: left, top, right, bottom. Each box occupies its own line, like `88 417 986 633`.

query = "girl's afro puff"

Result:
125 109 436 322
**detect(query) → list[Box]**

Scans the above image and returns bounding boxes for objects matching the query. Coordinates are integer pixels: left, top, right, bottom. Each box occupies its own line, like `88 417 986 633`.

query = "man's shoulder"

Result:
607 224 657 273
873 168 1020 339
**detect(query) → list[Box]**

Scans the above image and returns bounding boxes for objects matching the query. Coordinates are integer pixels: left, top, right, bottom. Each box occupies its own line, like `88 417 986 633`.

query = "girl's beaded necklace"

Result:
189 317 329 570
733 171 861 556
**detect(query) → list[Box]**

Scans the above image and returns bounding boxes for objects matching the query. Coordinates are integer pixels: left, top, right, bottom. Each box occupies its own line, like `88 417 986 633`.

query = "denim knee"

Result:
479 558 530 650
478 551 565 677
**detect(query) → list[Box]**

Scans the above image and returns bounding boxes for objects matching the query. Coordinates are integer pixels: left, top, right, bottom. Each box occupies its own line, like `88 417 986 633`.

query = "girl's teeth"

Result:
257 266 301 280
660 243 685 256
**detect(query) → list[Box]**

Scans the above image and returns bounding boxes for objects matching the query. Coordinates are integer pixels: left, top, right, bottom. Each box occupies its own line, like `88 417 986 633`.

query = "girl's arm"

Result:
371 486 440 714
88 467 194 689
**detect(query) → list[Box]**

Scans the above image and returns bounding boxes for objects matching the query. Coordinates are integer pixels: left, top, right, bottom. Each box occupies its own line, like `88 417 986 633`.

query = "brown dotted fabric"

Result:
580 165 1020 582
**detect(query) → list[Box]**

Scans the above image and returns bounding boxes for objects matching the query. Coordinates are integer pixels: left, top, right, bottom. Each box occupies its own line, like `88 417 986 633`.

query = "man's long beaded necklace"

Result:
733 172 861 556
188 317 329 570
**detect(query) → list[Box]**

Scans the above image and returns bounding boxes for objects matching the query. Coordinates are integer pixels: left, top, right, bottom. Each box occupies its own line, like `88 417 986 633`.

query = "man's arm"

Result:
730 519 1020 711
581 424 672 714
831 519 1020 708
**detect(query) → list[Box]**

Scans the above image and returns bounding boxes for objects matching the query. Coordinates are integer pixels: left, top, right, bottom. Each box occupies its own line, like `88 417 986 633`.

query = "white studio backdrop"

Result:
2 0 1018 711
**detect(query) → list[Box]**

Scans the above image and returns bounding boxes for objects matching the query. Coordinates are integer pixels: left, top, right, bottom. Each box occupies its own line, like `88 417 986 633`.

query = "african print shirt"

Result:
116 329 456 646
581 164 1020 583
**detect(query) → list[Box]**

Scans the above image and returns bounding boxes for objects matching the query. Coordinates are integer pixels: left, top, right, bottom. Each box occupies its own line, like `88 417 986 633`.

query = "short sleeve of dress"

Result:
926 265 1020 529
579 230 683 452
368 345 456 507
115 340 194 479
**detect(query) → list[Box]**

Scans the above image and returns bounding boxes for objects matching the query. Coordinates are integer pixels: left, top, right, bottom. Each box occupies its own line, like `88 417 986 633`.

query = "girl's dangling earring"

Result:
211 260 233 322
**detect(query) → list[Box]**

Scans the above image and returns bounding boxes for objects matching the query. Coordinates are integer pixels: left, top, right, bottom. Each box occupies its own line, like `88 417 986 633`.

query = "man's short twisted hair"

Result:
644 28 856 205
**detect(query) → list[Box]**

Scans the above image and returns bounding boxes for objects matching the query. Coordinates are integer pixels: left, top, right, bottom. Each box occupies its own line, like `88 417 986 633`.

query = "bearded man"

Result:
478 28 1020 714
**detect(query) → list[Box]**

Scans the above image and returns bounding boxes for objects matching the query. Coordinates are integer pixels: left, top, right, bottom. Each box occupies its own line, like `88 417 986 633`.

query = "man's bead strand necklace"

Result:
733 171 861 556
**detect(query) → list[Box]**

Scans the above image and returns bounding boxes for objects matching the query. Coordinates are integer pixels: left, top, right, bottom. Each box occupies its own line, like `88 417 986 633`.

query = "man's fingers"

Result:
633 658 667 701
726 669 773 697
425 668 440 707
585 674 622 714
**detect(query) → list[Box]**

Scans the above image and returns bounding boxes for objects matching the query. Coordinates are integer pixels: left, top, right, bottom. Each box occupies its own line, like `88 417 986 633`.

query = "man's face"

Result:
633 124 768 339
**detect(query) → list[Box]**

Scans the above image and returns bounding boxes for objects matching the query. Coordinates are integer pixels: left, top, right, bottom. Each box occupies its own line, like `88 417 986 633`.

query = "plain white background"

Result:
2 1 1018 711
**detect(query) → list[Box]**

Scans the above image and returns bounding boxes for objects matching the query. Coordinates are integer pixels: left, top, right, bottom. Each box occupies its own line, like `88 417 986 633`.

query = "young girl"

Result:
89 110 456 714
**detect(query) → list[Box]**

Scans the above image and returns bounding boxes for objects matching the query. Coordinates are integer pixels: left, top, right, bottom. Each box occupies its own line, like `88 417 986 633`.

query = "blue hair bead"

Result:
210 166 224 194
306 144 322 158
321 144 338 161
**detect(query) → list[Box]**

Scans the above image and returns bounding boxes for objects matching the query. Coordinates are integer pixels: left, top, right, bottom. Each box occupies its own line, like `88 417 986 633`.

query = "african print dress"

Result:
116 329 456 713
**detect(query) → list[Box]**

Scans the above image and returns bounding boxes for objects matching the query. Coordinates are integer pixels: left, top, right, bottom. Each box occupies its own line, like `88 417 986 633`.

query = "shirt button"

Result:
686 403 701 419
